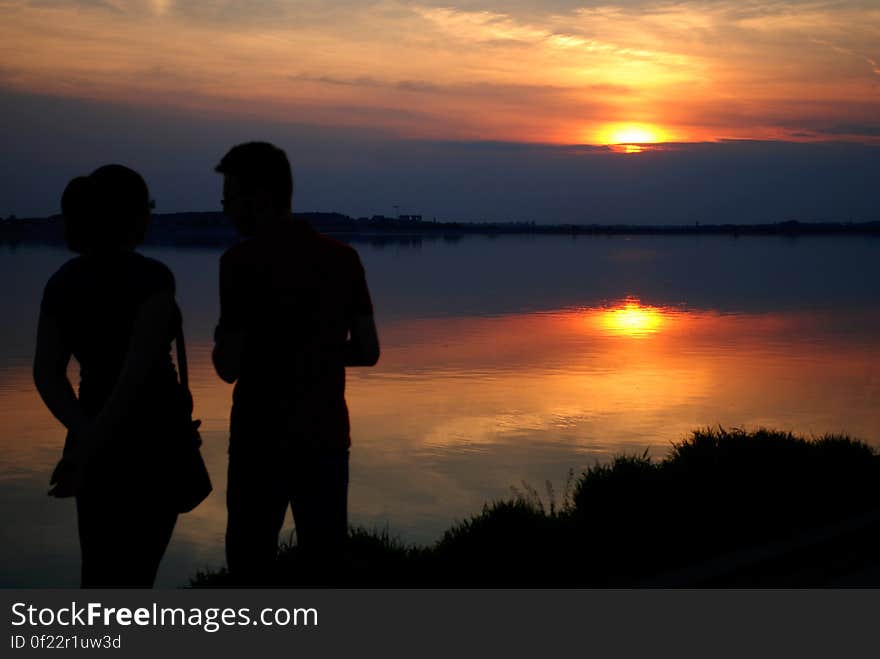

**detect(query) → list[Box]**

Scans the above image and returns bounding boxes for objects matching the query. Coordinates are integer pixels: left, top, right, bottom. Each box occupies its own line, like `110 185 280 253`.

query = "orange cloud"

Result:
0 1 877 143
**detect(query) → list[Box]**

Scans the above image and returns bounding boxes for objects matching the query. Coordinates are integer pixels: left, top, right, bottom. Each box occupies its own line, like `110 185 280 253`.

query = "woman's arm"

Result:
76 290 179 461
33 311 90 437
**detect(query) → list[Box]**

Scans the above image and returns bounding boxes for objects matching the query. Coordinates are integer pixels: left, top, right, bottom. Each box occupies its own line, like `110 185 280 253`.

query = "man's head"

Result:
215 141 294 236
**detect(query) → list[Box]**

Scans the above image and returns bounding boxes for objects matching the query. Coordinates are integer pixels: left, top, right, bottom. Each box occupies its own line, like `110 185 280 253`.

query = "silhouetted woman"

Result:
33 165 185 588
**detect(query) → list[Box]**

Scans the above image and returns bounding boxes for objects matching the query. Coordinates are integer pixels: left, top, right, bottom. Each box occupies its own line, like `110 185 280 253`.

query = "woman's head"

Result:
61 164 151 254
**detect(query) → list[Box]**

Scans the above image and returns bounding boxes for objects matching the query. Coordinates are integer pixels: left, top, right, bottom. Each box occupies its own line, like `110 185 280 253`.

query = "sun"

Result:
596 123 669 153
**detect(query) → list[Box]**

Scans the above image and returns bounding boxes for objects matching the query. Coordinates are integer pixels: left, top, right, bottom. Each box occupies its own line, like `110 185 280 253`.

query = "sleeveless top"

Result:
40 251 183 489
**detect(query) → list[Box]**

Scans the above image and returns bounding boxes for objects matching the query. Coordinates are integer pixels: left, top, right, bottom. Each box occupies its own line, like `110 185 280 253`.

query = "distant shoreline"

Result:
2 211 879 248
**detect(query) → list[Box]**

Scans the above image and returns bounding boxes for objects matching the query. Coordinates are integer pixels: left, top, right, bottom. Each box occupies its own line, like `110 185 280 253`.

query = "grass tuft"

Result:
191 428 880 587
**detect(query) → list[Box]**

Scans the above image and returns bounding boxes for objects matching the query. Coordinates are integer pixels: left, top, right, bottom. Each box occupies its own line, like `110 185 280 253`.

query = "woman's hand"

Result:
48 446 88 498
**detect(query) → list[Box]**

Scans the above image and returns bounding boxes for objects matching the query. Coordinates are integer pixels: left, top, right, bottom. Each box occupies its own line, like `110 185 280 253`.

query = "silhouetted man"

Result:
212 142 379 585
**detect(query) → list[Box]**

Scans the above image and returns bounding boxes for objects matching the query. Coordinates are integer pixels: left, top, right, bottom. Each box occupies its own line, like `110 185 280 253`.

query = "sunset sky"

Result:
1 0 878 221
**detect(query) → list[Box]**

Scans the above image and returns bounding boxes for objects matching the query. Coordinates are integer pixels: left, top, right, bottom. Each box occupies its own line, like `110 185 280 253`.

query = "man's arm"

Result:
345 249 379 367
213 327 245 383
345 313 380 366
212 251 247 383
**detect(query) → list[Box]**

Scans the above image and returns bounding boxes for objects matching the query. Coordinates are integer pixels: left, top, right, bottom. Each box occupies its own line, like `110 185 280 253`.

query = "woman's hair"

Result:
60 175 96 254
61 164 151 254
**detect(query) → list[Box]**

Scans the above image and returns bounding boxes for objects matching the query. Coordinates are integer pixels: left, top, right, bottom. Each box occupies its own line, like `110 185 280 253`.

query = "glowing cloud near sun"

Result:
0 1 879 143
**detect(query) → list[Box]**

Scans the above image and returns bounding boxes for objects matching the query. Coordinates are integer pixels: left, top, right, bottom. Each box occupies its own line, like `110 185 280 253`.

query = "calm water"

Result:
1 234 879 587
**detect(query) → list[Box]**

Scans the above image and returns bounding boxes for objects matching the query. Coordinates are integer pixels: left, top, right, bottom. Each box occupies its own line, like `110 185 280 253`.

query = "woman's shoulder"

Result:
40 257 86 315
44 256 88 290
132 253 176 294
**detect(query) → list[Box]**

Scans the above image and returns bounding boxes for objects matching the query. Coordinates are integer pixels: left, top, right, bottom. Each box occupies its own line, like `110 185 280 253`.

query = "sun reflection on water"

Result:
596 298 667 337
